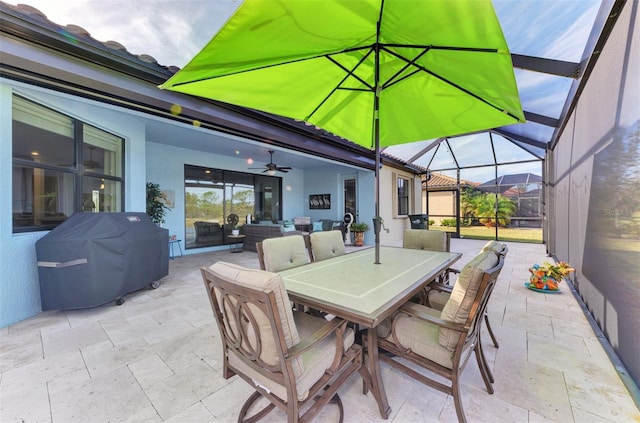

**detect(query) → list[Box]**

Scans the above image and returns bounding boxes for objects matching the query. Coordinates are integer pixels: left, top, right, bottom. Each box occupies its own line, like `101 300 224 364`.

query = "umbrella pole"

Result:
374 135 380 264
374 21 381 265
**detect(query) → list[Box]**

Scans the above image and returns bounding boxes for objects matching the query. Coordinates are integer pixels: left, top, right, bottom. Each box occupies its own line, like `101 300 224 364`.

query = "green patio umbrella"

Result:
160 0 524 263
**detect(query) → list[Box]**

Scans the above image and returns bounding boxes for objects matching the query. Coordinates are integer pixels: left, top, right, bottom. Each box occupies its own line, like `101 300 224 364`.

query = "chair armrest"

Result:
439 267 460 285
428 282 453 294
284 317 347 359
399 302 466 333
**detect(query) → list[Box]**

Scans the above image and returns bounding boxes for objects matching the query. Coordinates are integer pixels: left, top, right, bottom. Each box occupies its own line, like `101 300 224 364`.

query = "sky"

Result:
7 0 244 67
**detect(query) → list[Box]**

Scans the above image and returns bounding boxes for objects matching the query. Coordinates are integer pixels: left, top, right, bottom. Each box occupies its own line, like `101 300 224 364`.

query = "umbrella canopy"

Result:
160 0 524 262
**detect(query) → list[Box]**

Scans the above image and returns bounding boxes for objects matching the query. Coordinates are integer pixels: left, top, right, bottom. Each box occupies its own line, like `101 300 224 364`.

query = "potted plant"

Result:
350 222 369 247
527 261 575 292
146 182 170 225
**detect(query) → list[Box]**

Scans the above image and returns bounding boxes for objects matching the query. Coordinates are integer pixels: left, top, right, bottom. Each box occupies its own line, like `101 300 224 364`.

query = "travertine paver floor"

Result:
1 238 638 422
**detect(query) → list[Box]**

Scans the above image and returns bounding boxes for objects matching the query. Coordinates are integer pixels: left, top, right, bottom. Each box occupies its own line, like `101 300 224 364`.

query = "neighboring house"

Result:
476 173 543 226
421 172 475 226
0 2 422 326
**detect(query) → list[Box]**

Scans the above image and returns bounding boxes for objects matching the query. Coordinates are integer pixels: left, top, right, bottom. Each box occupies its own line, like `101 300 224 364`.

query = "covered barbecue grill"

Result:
36 212 169 310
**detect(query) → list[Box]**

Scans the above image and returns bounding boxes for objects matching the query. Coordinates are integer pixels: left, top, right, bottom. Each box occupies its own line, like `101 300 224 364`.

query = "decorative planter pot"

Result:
232 229 240 236
353 231 365 246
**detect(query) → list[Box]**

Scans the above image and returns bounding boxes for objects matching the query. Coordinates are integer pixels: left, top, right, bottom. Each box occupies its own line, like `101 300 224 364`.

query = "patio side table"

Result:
168 239 182 259
228 235 246 253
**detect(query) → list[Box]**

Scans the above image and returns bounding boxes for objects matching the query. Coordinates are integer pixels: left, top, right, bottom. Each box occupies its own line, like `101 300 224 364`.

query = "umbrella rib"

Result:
384 43 499 54
381 46 522 122
304 49 375 121
168 46 374 87
325 52 375 92
379 46 430 89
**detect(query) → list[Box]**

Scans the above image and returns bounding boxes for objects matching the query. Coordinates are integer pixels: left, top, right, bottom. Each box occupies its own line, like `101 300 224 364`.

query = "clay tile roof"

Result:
422 172 477 189
2 1 176 75
65 24 91 38
104 40 127 51
12 3 46 20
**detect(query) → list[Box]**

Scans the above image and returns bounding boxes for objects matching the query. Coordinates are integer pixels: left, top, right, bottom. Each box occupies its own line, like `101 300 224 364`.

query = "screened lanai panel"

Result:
492 134 542 163
448 134 495 168
460 167 492 185
515 69 574 119
501 121 555 144
493 0 601 62
382 139 434 162
510 139 545 159
495 163 543 187
424 143 457 171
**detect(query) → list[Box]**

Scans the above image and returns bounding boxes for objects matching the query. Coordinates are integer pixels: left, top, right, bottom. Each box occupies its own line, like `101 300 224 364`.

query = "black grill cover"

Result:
35 212 169 310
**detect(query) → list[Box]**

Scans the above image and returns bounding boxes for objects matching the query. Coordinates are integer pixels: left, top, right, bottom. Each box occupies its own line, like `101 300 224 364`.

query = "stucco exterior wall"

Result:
0 79 147 327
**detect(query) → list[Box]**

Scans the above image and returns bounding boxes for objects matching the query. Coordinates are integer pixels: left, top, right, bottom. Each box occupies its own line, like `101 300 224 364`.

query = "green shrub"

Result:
441 218 456 227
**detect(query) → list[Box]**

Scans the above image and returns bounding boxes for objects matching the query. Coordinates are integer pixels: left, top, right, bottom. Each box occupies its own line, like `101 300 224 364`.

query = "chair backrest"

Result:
438 248 506 350
309 230 346 262
480 240 504 254
402 229 450 252
258 235 310 272
201 261 304 382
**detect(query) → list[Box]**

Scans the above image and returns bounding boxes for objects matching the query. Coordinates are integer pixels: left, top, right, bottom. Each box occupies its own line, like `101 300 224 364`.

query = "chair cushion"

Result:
294 312 355 399
262 235 310 272
231 311 354 402
427 290 449 311
310 231 346 262
481 240 503 254
439 251 499 350
402 229 448 252
383 305 455 369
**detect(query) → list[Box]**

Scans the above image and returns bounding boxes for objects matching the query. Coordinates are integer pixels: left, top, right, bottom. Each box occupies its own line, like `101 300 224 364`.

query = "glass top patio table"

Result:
279 246 462 328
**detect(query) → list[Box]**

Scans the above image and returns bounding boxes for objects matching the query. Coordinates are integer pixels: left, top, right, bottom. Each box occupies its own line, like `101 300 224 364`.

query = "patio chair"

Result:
256 234 311 272
402 229 450 252
403 229 451 302
309 230 346 262
427 242 507 349
374 249 506 423
201 261 367 422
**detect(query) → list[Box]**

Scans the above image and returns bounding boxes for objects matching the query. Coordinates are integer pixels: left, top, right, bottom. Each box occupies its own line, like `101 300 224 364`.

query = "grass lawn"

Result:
429 226 543 243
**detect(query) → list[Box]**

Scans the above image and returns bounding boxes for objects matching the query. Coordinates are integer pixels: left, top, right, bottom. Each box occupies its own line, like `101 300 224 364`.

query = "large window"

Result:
184 165 281 249
11 95 124 232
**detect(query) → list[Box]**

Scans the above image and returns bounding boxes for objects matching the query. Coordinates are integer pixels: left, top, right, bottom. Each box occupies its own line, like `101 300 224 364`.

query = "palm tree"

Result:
468 193 516 227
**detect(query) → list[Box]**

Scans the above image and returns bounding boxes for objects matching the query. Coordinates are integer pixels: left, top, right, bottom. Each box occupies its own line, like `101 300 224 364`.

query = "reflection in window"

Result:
11 95 124 232
184 165 280 249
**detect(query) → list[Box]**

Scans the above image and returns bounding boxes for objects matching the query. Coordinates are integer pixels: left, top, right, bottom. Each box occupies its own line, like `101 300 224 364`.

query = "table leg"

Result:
367 327 391 419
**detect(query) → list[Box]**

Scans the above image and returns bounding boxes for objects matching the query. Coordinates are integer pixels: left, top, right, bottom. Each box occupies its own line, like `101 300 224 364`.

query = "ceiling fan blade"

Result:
276 166 292 171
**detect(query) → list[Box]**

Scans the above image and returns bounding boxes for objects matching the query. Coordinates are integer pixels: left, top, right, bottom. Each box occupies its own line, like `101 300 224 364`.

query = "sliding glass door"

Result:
184 165 281 249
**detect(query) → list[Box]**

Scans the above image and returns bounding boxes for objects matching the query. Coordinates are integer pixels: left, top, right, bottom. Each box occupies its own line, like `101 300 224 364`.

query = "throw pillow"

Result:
312 221 323 232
